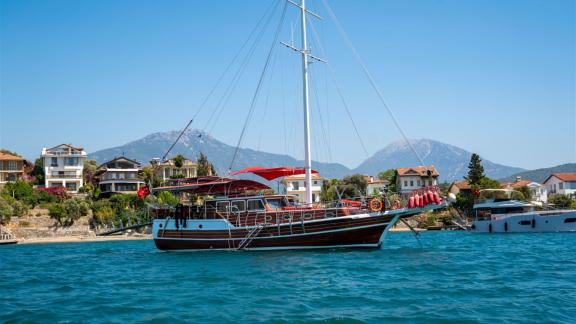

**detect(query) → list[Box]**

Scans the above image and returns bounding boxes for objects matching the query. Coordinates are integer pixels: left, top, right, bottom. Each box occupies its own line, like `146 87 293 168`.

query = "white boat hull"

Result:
471 210 576 233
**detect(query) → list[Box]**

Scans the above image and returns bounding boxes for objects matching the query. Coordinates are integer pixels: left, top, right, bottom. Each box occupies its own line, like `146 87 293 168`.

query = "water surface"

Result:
1 232 575 323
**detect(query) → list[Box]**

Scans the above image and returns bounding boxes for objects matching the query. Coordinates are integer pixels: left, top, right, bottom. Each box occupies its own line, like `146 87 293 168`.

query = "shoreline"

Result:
16 234 152 245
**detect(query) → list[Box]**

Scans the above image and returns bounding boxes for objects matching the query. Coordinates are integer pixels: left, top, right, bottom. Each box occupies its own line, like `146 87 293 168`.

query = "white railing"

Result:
0 225 16 241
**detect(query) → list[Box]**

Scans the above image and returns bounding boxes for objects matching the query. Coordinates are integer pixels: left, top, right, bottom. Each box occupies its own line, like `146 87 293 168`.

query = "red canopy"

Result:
152 176 270 195
230 166 318 181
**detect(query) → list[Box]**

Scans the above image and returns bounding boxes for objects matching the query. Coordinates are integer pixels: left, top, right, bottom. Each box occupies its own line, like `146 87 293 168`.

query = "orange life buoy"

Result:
369 198 383 212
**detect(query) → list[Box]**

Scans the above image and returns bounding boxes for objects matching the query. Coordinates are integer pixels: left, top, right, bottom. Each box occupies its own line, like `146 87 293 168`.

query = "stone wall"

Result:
7 208 95 239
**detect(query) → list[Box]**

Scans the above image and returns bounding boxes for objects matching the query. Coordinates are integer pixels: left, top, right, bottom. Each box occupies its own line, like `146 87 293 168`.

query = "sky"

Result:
1 0 574 170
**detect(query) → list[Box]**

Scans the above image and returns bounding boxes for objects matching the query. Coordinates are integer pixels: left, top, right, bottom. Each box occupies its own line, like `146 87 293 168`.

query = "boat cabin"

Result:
473 199 535 221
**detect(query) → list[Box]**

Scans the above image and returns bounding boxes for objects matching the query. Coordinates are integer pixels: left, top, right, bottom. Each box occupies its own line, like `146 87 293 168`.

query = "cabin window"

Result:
266 198 284 210
304 213 313 219
216 201 230 213
492 207 524 214
292 182 299 190
247 199 265 211
476 208 491 220
231 200 245 212
564 218 576 223
519 220 531 225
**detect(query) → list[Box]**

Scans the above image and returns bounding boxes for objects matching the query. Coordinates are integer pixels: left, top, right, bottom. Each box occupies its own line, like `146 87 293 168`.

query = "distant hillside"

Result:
499 163 576 184
353 139 525 182
89 129 351 179
90 132 526 183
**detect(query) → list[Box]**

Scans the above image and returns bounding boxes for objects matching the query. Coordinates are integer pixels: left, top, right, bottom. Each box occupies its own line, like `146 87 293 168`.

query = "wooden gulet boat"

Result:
150 0 447 251
151 170 445 251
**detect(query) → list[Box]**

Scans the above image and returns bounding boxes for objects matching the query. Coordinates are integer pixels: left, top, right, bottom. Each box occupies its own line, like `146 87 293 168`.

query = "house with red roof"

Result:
543 173 576 198
396 165 439 194
448 180 471 196
0 151 25 187
501 177 548 204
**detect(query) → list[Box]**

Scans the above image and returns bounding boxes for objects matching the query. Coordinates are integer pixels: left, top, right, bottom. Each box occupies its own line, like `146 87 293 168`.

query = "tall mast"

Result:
300 0 313 205
282 0 324 205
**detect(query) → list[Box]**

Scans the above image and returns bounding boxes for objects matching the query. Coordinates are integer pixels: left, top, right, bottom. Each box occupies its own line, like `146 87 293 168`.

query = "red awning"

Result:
230 166 318 181
152 176 270 195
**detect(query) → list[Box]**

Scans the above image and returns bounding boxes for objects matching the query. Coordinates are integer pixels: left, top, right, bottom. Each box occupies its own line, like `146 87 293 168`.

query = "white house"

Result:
42 144 86 193
543 173 576 198
502 178 548 204
281 174 323 204
150 156 198 182
396 165 440 195
96 156 145 196
364 175 388 196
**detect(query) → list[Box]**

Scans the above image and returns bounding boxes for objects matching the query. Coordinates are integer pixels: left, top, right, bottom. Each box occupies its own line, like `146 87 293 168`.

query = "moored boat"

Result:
151 171 445 251
470 193 576 233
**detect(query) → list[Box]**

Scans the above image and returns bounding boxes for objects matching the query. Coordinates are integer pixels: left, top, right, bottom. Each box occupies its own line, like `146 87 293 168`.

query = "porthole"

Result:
304 213 313 220
159 224 163 228
199 224 203 229
283 214 292 220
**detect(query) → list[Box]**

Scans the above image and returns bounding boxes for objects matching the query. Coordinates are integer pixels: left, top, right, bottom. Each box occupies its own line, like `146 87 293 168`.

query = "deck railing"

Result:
0 225 16 241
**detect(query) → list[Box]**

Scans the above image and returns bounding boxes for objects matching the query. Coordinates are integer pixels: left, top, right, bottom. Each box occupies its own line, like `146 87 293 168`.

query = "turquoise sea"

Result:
1 232 575 323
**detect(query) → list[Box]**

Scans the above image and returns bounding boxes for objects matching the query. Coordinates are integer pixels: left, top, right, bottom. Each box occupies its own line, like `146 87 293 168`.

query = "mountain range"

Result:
499 163 576 184
89 129 527 182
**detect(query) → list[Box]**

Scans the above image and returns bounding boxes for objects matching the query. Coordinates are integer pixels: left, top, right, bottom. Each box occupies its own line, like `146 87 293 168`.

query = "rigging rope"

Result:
320 0 427 167
160 0 280 162
229 0 289 173
308 19 370 159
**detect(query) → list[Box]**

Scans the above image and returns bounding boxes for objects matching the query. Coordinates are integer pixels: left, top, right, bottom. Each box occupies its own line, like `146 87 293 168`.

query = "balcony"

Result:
48 174 80 179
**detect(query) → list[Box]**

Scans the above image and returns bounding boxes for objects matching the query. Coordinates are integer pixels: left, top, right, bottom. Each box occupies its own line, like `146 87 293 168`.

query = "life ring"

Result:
369 198 383 212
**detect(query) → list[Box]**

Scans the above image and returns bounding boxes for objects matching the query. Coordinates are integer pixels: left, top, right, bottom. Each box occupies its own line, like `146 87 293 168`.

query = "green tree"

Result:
197 153 212 177
173 154 184 169
377 169 398 193
320 179 340 202
83 160 98 185
30 158 45 185
158 191 179 206
142 166 161 187
466 153 485 185
48 203 66 226
342 174 368 196
515 186 532 202
549 194 573 208
0 197 14 223
1 180 37 206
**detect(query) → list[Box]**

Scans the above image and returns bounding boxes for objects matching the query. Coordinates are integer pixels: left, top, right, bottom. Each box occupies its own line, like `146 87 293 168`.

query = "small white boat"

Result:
470 197 576 233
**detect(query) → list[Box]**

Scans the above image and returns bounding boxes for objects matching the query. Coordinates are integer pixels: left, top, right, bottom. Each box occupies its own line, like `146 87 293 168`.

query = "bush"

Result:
0 197 14 223
2 180 37 206
48 203 66 226
157 191 179 207
549 194 573 208
19 221 30 227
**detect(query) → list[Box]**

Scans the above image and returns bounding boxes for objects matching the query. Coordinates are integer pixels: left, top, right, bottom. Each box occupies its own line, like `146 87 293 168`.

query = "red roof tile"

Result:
0 152 23 161
396 165 439 177
552 173 576 182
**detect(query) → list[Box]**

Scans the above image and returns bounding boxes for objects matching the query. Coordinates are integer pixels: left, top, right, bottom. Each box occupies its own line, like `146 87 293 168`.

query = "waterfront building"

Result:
396 165 439 194
449 180 471 196
364 175 388 196
501 177 547 204
96 156 145 196
543 173 576 198
41 144 86 193
282 173 323 204
150 156 198 182
0 151 25 187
